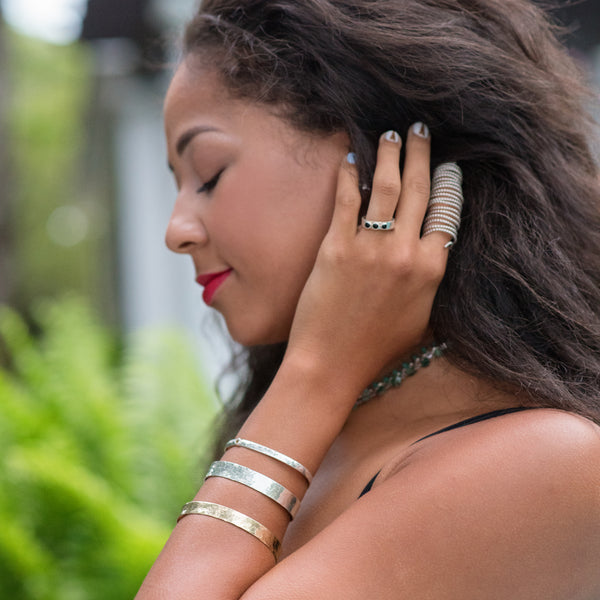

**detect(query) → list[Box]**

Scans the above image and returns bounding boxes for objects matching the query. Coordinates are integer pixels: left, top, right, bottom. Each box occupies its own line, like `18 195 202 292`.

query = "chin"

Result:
225 317 290 348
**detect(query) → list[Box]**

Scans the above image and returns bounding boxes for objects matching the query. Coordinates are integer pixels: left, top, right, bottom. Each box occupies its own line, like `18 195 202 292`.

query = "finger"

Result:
395 122 432 236
365 130 402 222
421 162 464 249
329 152 362 240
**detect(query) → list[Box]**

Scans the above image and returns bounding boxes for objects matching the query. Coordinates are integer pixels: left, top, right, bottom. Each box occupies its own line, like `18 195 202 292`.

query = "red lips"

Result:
195 269 233 305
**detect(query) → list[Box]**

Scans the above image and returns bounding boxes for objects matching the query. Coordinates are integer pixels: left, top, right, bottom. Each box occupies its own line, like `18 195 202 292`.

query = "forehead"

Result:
163 59 319 162
164 60 234 128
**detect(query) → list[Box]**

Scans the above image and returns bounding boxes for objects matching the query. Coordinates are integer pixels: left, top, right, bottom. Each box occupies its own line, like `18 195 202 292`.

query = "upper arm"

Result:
242 410 600 600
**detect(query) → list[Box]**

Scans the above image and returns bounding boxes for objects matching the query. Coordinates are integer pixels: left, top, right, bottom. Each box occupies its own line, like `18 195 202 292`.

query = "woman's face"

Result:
164 60 349 346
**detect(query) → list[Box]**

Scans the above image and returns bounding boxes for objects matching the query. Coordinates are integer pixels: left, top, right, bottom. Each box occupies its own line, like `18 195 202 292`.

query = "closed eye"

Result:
197 169 224 194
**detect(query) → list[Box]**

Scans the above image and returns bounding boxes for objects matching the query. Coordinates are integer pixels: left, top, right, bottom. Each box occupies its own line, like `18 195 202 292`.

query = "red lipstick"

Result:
196 269 233 305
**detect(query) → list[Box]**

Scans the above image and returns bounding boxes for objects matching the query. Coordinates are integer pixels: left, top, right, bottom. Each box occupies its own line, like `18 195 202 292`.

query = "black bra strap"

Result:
411 407 535 445
359 472 380 497
358 407 536 498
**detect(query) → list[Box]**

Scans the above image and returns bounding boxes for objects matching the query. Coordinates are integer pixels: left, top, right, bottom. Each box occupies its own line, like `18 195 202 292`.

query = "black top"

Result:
358 407 534 498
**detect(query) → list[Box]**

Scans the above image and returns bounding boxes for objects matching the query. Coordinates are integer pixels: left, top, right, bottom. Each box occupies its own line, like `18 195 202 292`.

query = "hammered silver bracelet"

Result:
224 438 313 484
205 461 300 519
177 501 281 561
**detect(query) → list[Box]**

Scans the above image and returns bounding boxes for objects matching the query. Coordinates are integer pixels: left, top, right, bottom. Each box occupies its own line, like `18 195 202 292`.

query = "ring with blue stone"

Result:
361 217 395 231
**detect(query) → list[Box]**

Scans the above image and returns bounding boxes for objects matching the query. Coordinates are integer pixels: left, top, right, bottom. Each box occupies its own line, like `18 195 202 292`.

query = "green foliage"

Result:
0 297 218 599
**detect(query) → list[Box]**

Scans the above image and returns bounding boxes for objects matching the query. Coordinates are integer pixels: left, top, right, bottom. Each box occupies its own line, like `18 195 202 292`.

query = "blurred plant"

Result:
0 296 217 599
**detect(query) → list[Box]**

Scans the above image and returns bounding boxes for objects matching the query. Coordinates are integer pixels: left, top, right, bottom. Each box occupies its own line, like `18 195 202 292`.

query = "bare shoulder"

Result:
402 407 600 477
380 408 600 542
244 409 600 600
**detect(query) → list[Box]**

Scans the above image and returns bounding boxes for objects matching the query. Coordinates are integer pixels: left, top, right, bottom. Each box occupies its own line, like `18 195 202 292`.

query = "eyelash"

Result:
197 169 224 194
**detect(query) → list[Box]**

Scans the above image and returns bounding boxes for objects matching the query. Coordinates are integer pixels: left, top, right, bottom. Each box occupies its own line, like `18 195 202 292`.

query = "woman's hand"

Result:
286 124 452 398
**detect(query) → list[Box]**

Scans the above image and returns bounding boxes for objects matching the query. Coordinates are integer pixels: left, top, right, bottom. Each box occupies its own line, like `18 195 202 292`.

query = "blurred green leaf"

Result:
0 297 218 599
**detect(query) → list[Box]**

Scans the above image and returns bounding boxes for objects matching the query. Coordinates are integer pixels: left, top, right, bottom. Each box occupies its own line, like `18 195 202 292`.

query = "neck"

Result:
343 359 516 445
355 343 446 407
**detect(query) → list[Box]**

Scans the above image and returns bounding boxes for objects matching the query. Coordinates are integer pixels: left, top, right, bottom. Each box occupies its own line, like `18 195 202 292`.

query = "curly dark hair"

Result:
180 0 600 444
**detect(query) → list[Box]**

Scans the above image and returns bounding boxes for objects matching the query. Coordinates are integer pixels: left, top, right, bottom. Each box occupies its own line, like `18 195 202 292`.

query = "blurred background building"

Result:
1 0 231 377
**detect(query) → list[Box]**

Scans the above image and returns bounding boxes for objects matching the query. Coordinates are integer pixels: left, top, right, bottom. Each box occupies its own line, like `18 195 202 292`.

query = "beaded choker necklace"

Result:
355 343 447 408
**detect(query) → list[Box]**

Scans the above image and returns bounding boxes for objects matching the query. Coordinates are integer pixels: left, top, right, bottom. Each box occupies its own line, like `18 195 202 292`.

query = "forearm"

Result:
237 351 364 474
136 356 361 600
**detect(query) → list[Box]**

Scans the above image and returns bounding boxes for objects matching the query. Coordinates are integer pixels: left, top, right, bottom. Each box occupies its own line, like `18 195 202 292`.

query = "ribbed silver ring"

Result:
423 162 464 246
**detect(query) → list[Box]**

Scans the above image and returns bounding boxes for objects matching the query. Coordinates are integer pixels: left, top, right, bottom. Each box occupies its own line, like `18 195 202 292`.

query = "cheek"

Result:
218 161 338 250
214 167 339 345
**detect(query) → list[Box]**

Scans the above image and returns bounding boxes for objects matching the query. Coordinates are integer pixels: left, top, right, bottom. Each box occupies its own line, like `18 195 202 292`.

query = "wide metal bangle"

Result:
224 438 313 484
177 501 281 561
205 461 300 519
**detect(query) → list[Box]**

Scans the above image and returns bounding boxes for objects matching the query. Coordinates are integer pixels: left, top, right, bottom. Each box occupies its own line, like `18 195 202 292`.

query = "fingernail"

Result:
412 122 430 139
346 152 356 164
382 130 400 143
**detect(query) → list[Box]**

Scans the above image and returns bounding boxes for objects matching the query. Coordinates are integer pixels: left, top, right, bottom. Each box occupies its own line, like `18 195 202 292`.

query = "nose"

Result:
165 197 209 254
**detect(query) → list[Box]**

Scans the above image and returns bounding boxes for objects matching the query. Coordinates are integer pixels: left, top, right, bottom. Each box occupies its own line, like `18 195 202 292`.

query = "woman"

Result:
138 0 600 597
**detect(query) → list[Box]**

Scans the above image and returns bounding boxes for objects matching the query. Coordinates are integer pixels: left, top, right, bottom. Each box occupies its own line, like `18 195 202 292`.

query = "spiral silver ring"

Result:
422 163 464 248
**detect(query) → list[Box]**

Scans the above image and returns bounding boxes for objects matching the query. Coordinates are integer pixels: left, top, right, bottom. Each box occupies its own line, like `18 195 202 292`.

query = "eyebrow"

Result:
168 125 220 171
176 125 220 156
